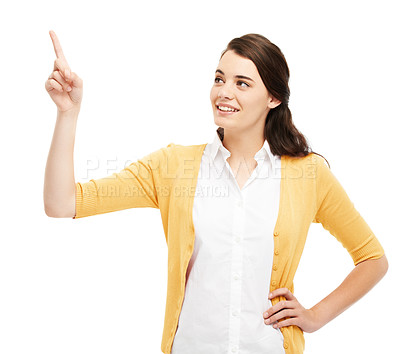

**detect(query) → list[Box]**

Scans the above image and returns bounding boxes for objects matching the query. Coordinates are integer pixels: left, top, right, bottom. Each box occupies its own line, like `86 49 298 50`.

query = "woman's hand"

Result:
263 288 322 333
45 30 83 113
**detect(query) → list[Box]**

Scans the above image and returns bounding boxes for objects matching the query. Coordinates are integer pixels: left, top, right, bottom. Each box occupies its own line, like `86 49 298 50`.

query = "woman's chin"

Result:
214 115 236 127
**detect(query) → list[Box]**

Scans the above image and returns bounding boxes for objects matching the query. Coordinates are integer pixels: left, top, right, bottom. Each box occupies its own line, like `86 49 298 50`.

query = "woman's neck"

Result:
222 131 265 161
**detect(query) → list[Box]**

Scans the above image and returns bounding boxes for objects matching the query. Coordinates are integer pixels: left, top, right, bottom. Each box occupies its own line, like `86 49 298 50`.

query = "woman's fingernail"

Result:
66 86 72 92
265 319 270 324
268 293 272 299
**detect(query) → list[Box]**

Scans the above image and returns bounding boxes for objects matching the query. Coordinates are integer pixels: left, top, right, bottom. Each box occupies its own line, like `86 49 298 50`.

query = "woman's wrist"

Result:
57 107 80 119
307 305 331 331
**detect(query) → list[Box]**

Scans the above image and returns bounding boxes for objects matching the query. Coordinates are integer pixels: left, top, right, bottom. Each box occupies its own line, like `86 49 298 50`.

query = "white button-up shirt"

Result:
171 130 285 354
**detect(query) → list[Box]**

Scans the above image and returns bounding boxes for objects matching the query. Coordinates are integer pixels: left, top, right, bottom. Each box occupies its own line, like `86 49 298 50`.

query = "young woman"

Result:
44 31 388 354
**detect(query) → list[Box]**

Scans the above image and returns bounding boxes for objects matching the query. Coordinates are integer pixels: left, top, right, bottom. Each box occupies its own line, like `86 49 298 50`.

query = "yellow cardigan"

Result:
73 142 385 354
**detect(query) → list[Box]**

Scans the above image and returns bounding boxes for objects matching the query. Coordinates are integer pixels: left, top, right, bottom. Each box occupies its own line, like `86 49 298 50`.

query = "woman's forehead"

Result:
217 51 260 80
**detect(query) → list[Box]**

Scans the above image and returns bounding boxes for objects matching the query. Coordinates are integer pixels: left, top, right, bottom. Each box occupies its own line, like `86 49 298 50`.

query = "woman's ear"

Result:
267 96 282 109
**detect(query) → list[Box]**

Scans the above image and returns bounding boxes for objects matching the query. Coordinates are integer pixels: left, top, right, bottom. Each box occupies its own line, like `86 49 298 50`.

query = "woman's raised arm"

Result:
43 30 83 217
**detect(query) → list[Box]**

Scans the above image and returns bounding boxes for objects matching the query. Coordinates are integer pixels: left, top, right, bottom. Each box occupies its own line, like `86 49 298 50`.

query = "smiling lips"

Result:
216 103 240 113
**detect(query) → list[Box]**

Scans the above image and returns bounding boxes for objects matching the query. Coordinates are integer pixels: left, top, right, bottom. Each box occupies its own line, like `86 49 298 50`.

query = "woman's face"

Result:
210 50 280 134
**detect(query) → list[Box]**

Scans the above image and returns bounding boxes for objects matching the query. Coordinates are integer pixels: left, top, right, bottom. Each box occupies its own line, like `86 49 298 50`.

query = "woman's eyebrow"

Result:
215 69 255 83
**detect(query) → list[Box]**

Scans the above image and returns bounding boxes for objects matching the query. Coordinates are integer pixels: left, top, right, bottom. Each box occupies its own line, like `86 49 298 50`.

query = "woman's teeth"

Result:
217 106 239 112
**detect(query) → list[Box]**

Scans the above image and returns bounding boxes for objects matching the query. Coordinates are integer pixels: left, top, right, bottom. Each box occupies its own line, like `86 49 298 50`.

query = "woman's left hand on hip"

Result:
263 287 321 333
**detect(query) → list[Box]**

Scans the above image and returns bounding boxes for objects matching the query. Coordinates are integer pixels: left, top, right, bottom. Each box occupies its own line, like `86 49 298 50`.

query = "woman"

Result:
44 31 388 354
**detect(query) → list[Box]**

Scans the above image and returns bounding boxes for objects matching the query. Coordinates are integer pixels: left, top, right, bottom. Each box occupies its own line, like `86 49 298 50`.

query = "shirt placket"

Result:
228 190 245 354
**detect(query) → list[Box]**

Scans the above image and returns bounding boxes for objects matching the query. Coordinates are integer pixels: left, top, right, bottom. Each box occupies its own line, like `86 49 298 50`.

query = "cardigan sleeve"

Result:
312 155 385 266
73 145 170 219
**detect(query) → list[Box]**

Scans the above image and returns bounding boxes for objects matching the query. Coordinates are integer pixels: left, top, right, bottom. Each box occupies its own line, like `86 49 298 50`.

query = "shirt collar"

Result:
208 129 279 168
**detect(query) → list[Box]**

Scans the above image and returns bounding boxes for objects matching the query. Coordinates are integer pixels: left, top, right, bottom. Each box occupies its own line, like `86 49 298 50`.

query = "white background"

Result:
0 0 398 353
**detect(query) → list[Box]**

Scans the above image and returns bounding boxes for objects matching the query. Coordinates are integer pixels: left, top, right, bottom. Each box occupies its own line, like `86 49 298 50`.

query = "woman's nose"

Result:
218 84 234 99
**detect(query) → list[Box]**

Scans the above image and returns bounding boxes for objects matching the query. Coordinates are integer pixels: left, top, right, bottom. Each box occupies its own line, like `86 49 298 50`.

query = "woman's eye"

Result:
214 77 249 87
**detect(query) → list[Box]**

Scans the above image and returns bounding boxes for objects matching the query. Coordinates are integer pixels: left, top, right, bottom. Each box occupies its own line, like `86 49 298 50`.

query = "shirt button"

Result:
232 310 239 317
233 273 240 280
274 231 279 237
273 264 278 271
231 346 238 353
234 236 241 243
236 200 243 207
274 249 279 255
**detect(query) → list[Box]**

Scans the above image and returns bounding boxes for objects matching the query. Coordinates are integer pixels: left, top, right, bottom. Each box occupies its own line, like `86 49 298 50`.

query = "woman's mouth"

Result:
216 105 240 115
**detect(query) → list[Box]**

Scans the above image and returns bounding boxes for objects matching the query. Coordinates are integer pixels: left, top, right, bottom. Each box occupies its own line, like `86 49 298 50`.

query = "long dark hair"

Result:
217 33 330 168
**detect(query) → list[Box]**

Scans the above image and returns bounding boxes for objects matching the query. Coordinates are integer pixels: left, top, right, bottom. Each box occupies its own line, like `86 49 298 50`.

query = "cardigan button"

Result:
274 231 279 237
283 342 289 349
273 264 278 271
274 249 279 255
271 280 277 287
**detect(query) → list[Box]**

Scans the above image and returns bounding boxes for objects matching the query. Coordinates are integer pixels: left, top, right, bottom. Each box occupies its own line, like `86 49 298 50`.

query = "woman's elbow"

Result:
357 254 388 279
369 254 389 279
378 254 389 277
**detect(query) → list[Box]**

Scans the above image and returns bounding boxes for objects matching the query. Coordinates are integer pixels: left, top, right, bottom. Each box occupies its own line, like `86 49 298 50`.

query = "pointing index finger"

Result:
49 30 66 60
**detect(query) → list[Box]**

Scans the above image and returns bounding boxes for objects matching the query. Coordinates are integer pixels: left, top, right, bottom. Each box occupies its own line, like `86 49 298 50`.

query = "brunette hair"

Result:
217 33 330 168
